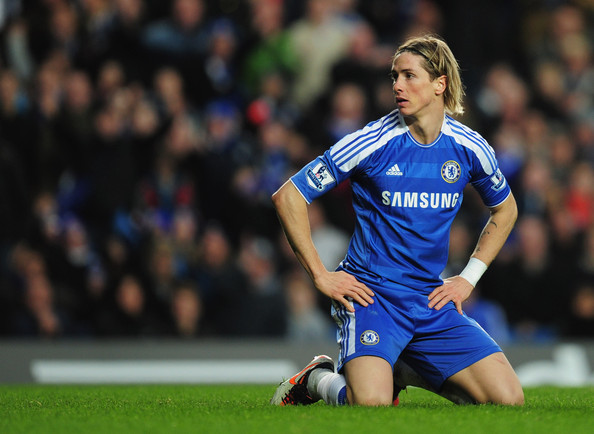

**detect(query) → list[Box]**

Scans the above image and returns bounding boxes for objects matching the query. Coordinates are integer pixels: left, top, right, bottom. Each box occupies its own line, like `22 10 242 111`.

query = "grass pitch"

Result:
1 384 593 434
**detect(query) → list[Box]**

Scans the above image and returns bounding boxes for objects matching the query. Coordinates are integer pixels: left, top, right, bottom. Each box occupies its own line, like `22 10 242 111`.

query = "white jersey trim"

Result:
330 110 407 172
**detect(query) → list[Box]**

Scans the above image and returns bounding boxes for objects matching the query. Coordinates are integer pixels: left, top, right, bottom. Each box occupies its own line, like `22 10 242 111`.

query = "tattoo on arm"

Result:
475 220 500 254
479 221 498 239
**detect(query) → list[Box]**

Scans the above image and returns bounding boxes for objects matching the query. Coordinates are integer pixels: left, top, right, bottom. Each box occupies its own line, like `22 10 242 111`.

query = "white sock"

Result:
308 370 347 405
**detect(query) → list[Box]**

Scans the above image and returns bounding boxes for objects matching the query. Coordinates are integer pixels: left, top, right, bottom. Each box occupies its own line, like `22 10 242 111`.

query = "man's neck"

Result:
404 111 445 145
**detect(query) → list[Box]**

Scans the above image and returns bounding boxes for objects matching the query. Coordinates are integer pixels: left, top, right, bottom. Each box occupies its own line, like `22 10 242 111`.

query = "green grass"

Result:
0 384 593 434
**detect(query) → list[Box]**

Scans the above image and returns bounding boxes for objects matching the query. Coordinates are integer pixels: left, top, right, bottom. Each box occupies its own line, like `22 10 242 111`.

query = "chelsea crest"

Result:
360 330 380 345
441 160 461 183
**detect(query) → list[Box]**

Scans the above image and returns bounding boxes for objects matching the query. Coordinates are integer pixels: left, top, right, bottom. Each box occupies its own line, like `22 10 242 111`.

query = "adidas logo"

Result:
386 164 403 176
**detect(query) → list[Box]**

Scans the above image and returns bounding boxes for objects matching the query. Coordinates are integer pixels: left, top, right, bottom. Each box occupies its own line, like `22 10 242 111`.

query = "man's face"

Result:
391 52 444 119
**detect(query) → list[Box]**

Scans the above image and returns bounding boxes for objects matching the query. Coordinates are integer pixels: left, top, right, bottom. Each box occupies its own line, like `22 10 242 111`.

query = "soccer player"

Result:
270 34 524 406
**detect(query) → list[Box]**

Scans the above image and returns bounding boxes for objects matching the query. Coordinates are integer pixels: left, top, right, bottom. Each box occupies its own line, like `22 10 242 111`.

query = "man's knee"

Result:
444 380 524 406
447 352 525 406
344 356 394 406
347 385 393 406
473 380 525 406
495 384 524 406
483 366 525 406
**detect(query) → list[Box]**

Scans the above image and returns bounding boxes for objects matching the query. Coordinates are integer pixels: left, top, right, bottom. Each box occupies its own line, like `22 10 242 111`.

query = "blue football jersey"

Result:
291 109 511 293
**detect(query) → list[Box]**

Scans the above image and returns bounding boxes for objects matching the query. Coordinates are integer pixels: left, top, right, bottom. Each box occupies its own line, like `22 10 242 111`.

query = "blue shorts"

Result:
331 277 501 390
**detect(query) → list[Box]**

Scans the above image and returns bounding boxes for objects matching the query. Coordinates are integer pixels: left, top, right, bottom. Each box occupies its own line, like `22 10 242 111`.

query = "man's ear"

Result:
435 75 447 96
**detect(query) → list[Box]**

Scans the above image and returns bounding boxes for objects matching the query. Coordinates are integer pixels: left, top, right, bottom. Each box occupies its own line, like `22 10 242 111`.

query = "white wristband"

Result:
459 258 488 287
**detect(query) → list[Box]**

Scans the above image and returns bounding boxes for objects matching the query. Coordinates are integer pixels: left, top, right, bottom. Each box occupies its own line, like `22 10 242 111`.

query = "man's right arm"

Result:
271 180 374 312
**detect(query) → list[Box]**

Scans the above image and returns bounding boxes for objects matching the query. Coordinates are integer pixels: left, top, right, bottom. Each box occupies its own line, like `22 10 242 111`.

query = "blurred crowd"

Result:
0 0 592 343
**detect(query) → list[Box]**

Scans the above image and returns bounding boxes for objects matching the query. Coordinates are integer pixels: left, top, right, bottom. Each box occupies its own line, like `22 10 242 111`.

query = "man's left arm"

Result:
428 193 518 314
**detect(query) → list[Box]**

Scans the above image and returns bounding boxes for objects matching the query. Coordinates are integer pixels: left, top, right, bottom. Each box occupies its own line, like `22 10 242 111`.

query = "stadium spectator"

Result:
202 18 241 101
485 215 568 342
168 280 206 337
577 224 594 277
241 0 298 99
195 224 247 336
329 20 393 114
141 0 212 105
563 280 594 338
236 235 287 337
287 0 351 109
308 201 350 273
95 273 167 336
284 270 334 342
104 0 148 83
244 70 301 129
8 246 74 338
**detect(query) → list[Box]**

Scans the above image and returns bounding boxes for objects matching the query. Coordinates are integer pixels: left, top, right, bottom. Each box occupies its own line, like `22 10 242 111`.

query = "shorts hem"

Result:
337 351 395 374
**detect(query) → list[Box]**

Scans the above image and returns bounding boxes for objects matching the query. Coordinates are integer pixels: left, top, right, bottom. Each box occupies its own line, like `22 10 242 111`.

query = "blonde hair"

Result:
393 34 465 116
